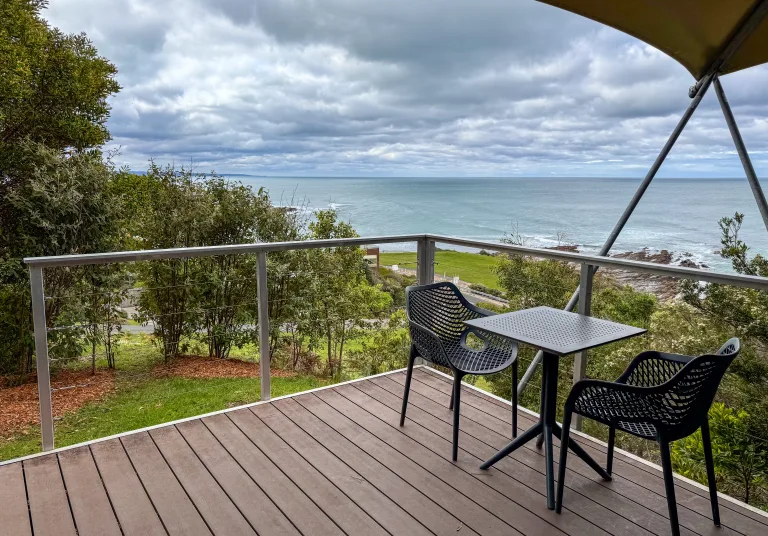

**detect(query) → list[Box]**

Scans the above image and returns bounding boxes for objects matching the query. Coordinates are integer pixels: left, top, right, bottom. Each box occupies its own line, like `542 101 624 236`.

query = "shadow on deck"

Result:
2 367 766 536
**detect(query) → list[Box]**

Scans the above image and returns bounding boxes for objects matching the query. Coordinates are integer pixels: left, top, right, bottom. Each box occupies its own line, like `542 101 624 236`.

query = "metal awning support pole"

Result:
517 72 715 395
714 77 768 232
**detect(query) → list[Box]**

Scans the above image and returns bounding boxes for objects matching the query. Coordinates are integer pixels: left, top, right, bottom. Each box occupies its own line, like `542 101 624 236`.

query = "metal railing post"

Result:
257 251 270 401
29 266 54 451
572 263 594 431
417 238 435 285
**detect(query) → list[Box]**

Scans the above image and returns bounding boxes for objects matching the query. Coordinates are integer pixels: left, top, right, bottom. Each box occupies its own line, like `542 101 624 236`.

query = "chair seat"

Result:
573 386 664 440
443 340 517 374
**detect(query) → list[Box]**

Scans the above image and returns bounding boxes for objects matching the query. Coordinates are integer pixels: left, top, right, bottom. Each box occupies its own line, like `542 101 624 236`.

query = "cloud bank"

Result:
45 0 768 177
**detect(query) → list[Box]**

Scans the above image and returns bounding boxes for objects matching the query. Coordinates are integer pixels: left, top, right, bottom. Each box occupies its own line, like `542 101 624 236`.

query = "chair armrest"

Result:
566 378 662 419
467 304 497 317
461 326 518 356
616 350 692 387
409 320 452 368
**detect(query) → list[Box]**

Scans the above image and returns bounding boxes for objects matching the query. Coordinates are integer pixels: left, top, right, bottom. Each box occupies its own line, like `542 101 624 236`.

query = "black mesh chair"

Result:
402 282 519 461
556 338 740 536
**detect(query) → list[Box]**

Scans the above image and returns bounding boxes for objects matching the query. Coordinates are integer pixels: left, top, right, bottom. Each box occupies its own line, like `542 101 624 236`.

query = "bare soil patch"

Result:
0 370 116 434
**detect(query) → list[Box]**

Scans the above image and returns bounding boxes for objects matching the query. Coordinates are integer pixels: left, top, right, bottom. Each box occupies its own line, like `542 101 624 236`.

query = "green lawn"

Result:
0 374 324 461
380 250 501 288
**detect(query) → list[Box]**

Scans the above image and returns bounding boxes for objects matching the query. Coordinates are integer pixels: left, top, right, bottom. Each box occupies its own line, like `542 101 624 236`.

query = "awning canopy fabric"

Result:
538 0 768 79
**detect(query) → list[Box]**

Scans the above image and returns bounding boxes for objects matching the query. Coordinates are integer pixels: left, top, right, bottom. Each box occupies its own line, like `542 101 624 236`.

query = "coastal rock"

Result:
547 244 579 253
606 248 702 301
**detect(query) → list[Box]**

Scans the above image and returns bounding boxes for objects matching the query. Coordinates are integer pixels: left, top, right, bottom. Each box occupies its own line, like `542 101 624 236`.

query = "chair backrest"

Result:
662 338 740 440
406 282 479 341
405 283 481 366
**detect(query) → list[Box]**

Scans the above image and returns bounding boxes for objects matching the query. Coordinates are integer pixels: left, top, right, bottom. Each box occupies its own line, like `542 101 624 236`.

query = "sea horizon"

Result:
217 176 768 273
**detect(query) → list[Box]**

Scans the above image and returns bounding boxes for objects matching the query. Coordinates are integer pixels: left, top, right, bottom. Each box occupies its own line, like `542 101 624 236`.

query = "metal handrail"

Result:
426 234 768 291
24 233 768 451
22 234 426 268
23 233 768 290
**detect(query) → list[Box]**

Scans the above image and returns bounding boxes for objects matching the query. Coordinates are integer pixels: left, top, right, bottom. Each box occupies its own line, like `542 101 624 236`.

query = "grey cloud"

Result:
43 0 768 177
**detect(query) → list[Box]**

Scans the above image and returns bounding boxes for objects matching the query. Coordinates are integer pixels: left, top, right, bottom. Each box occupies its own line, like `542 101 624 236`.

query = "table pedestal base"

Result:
480 352 611 510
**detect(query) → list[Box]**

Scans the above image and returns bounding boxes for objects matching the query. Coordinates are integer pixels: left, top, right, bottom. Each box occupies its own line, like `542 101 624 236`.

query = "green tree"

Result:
495 253 579 310
302 210 392 378
347 310 410 376
0 145 123 376
0 0 121 377
132 164 210 362
0 0 119 154
196 177 266 359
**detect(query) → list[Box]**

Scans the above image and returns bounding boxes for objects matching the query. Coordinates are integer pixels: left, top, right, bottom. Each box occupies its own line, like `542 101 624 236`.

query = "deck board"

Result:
58 447 121 536
201 412 344 536
91 438 167 536
280 395 487 536
0 462 32 536
176 419 300 536
227 407 389 536
149 426 256 535
23 454 77 536
252 401 433 536
3 367 767 536
120 432 212 536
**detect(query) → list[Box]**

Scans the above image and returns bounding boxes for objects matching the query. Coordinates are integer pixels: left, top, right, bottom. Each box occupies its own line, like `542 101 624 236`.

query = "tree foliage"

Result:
0 0 121 378
672 403 767 506
0 0 119 153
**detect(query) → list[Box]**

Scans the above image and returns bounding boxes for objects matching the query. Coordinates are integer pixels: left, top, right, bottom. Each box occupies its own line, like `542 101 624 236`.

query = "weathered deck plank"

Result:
2 367 766 536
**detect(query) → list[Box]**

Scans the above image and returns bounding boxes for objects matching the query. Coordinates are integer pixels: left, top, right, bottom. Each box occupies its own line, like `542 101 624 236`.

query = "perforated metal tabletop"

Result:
464 306 646 356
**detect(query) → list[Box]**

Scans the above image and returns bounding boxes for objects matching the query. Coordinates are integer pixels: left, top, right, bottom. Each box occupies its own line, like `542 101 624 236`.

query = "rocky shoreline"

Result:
588 247 705 301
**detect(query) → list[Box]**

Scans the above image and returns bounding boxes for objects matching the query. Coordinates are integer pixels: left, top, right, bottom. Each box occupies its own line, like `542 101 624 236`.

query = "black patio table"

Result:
464 306 646 510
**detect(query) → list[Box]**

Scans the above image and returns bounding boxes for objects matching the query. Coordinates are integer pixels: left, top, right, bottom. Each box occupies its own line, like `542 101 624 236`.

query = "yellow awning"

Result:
538 1 768 79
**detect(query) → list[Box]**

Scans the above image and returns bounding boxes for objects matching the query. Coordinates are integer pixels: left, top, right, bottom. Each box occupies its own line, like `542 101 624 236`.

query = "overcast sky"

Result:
45 0 768 177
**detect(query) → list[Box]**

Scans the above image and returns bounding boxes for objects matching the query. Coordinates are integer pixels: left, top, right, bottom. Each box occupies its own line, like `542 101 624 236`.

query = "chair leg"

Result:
701 420 720 526
400 346 417 427
536 368 545 449
449 378 455 410
511 359 518 438
606 426 615 476
555 409 572 513
659 439 681 536
452 372 463 461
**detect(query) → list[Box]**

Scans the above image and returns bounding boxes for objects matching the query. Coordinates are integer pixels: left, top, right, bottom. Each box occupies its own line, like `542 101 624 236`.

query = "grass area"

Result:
0 327 382 462
380 250 501 288
0 374 324 461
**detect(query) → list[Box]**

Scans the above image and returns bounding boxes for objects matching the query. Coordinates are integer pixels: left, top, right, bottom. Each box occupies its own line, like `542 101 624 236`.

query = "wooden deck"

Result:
2 367 766 536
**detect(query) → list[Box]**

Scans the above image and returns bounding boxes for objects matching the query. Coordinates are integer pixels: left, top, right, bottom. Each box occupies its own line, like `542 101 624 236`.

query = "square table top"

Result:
464 306 646 356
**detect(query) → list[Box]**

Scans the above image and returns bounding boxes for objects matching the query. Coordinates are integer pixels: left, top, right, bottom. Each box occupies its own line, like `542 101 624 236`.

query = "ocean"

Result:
238 177 768 273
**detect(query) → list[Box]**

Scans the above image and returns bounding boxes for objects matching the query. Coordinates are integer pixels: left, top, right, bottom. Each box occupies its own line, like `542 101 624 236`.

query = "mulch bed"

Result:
0 369 116 434
152 355 296 380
